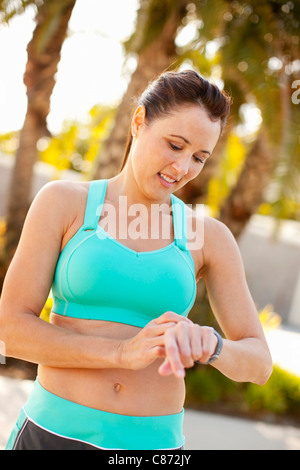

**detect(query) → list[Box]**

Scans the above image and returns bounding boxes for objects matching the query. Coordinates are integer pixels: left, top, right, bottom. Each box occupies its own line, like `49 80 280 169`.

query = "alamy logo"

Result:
0 340 6 364
291 80 300 104
94 197 205 251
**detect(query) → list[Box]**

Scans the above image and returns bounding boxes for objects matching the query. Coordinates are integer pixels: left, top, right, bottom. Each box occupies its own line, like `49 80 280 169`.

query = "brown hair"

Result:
119 69 231 172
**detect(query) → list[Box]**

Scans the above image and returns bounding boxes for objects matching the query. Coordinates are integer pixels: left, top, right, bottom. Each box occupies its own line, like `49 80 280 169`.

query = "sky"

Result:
0 0 139 134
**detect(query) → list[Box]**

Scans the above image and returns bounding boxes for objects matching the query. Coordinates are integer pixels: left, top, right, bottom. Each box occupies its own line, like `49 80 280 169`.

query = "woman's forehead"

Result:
151 105 221 147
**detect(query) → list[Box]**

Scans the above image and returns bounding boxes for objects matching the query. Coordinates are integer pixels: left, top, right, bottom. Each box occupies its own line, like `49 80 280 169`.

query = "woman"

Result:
1 69 272 450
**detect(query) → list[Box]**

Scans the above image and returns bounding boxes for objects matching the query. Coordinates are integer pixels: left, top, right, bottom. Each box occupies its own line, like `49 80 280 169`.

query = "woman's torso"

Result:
38 179 204 416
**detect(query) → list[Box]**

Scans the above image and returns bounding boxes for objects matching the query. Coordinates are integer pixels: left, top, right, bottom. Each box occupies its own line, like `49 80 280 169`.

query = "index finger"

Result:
163 327 185 378
153 311 193 326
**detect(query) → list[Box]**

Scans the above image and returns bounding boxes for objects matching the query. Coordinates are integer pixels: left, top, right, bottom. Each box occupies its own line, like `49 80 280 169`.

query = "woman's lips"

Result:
158 172 178 188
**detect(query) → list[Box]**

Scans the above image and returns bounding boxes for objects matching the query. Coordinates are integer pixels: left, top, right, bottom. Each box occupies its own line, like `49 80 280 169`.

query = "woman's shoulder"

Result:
201 213 240 270
185 201 234 241
30 180 90 232
28 180 93 252
36 179 89 211
185 203 237 262
203 213 234 239
38 179 89 199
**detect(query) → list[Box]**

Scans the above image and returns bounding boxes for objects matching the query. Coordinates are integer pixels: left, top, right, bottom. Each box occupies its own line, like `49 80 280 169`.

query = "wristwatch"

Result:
206 329 223 364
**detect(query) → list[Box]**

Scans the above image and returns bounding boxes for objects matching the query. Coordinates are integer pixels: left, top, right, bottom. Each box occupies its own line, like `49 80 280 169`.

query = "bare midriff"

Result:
38 313 185 417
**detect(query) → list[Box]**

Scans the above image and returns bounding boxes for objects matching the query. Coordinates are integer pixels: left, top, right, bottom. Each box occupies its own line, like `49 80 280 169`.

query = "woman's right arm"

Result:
0 182 119 368
0 182 183 370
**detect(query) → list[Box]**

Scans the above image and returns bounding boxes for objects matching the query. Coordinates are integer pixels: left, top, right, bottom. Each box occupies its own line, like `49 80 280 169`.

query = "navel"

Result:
113 382 121 393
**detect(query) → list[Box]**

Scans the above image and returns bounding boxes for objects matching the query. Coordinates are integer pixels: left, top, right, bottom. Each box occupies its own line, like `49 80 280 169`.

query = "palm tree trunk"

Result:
92 0 190 180
219 56 293 239
2 0 76 284
219 126 276 239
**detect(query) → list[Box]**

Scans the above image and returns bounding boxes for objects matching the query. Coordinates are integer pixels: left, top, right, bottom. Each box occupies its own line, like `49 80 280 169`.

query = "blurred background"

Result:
0 0 300 434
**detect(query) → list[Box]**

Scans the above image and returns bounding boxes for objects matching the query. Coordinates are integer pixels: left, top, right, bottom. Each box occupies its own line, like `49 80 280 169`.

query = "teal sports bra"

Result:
51 179 196 328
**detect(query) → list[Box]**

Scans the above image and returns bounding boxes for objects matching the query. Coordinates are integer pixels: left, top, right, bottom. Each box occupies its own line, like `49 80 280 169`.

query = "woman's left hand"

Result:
158 321 218 378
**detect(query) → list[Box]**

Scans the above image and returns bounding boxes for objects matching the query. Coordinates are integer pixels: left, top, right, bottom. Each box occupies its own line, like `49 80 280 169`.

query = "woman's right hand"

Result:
118 311 192 371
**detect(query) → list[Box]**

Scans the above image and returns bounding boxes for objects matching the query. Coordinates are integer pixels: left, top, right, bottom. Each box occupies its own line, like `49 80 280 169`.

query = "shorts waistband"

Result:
23 379 185 450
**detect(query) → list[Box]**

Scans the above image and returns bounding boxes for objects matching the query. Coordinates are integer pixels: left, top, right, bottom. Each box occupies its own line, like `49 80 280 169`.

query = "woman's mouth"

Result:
158 172 178 187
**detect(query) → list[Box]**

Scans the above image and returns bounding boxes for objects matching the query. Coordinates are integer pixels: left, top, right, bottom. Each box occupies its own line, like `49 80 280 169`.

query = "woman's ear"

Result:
131 105 146 137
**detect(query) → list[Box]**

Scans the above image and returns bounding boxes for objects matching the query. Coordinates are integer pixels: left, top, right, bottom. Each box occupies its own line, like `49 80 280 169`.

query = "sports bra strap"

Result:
171 194 188 251
83 181 188 249
83 179 108 230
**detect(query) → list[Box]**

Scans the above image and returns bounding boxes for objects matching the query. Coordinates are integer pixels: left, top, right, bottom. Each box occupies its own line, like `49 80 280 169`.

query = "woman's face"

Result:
128 104 221 201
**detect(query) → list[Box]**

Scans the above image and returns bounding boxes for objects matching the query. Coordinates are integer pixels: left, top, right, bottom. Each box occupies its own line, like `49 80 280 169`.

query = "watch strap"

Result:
206 329 223 364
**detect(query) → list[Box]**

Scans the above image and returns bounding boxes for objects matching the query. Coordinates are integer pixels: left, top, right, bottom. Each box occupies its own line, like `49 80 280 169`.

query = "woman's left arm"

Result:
200 216 273 384
159 216 273 384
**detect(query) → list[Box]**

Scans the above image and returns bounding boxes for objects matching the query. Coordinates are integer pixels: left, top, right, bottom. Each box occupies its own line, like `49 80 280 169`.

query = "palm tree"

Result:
219 126 275 237
217 0 300 237
177 0 300 237
1 0 76 290
92 0 191 180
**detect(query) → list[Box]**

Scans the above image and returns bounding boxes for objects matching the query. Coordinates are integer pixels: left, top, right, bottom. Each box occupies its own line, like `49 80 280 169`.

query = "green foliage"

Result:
186 363 240 405
206 133 246 217
259 199 300 222
185 364 300 422
0 0 75 30
0 131 19 155
124 0 189 54
37 104 116 175
0 104 115 176
245 367 300 415
0 0 38 23
193 0 228 41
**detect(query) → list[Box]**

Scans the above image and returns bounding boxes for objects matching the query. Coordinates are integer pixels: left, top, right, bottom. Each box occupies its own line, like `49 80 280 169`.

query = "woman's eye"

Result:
169 143 182 151
169 142 205 164
194 155 205 164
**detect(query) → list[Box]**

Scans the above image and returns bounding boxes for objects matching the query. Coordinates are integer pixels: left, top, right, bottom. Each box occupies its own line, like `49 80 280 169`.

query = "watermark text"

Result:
292 79 300 105
0 340 6 365
94 198 205 251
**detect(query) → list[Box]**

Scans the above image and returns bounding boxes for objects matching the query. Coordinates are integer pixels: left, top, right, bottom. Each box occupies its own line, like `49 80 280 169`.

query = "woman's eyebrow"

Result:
169 134 191 145
169 134 211 156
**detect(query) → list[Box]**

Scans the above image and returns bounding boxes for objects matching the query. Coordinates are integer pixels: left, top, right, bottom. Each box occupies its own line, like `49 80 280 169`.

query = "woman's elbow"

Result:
0 313 12 357
0 309 22 358
254 350 273 385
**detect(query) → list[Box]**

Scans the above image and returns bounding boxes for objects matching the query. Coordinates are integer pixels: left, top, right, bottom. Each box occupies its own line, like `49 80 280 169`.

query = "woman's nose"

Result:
171 155 189 177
